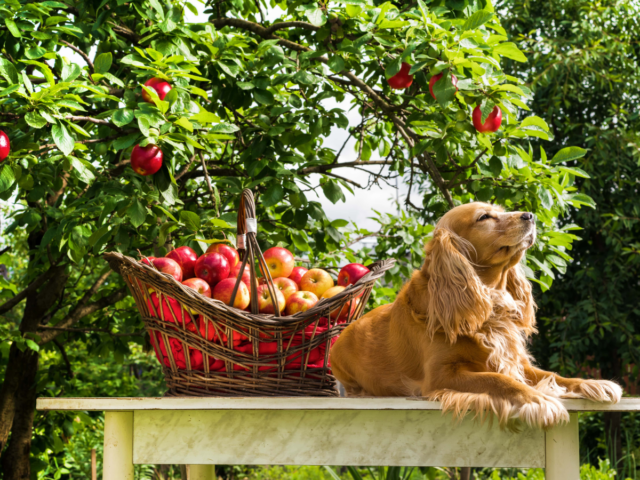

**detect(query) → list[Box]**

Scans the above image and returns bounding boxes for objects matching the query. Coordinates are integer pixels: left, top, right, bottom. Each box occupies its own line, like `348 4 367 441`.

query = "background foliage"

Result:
0 0 636 477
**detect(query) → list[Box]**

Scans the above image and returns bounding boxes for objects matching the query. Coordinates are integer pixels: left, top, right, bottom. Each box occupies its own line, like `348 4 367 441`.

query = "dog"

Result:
330 202 622 429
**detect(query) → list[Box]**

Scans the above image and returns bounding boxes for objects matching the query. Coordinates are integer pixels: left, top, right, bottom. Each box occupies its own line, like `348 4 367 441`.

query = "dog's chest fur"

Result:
471 290 533 384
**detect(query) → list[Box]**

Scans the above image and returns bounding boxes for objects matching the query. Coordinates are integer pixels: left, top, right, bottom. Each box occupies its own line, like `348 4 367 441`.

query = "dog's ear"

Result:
506 264 537 335
423 228 493 342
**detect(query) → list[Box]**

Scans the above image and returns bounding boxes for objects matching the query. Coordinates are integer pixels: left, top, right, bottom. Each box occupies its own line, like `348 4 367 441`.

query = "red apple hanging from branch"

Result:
142 77 172 103
429 73 458 100
473 106 503 133
130 144 163 176
0 131 9 161
387 62 413 90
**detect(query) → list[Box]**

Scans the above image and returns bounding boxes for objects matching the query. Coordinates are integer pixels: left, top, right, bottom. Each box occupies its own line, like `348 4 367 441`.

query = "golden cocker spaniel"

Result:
330 202 622 429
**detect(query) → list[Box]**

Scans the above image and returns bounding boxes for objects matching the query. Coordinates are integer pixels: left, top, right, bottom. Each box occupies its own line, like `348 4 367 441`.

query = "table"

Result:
36 397 640 480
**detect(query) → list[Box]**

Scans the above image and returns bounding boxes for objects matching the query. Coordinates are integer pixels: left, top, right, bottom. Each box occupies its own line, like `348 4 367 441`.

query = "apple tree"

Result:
0 0 591 475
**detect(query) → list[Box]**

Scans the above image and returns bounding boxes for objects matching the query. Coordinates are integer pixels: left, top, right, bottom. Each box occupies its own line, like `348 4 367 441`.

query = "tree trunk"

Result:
0 344 27 451
0 348 39 479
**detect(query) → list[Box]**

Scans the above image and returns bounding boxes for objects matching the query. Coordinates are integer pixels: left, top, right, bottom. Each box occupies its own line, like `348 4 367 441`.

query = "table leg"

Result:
546 412 580 480
103 411 134 480
189 464 216 479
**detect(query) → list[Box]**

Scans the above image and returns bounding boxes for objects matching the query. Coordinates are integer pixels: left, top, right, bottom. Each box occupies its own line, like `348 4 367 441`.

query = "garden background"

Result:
0 0 638 478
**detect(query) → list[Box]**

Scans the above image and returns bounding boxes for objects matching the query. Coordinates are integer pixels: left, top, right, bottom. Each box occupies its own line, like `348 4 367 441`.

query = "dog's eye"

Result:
477 214 491 221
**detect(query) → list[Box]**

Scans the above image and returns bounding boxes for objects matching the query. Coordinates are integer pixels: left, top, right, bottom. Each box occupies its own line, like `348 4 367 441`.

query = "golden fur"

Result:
331 203 622 429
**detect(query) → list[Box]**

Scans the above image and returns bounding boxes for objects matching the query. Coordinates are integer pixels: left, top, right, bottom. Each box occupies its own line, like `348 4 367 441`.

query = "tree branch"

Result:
0 266 63 316
59 40 95 76
40 326 143 338
264 21 320 34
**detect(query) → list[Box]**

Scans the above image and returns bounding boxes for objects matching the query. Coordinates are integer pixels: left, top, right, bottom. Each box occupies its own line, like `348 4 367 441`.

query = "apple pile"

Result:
139 243 371 373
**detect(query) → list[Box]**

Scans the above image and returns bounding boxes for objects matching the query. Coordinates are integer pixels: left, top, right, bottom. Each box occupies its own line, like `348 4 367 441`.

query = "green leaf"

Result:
493 42 527 63
4 18 21 38
322 180 345 204
179 210 201 231
69 157 96 183
51 123 74 156
88 225 110 247
25 112 47 129
0 59 18 84
253 89 274 105
0 165 16 193
113 133 139 150
385 57 402 80
551 146 588 164
127 199 147 228
209 123 240 134
112 108 134 127
174 117 193 132
463 10 493 30
567 193 596 209
520 116 549 131
190 108 219 124
26 47 47 60
328 55 345 73
261 184 284 207
306 8 327 27
557 166 590 178
432 72 457 107
480 98 497 123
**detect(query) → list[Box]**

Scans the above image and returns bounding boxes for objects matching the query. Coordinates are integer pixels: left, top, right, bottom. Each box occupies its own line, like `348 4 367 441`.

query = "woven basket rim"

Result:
104 251 394 326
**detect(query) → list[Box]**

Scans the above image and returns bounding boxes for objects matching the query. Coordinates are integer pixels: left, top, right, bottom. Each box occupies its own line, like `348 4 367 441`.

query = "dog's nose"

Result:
521 212 534 223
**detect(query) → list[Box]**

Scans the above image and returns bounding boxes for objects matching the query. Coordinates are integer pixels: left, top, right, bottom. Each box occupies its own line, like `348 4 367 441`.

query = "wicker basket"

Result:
104 189 394 397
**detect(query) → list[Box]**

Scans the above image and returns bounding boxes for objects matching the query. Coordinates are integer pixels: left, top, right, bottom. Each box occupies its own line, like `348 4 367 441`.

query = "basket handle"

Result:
229 189 282 316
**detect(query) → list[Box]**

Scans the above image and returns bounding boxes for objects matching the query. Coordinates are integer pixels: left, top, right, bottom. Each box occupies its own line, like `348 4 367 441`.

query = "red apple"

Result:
272 277 298 301
130 144 163 176
387 62 413 90
0 131 9 161
206 243 239 268
256 284 285 314
151 257 182 282
299 268 334 298
262 247 295 278
322 286 358 320
472 105 503 133
142 77 172 103
428 73 459 100
195 252 230 287
285 290 319 315
229 263 252 287
166 246 198 280
213 277 250 310
182 277 211 298
337 263 370 287
140 256 156 266
289 266 308 285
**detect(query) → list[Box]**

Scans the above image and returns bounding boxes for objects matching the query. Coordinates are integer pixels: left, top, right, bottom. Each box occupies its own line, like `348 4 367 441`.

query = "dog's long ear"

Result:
424 228 493 343
506 263 537 335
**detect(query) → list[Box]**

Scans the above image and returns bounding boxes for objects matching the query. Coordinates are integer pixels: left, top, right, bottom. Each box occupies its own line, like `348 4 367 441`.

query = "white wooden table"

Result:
36 397 640 480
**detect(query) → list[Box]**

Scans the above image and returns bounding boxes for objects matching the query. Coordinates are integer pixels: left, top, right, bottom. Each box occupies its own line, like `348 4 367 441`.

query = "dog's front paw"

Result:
564 379 622 403
517 392 569 430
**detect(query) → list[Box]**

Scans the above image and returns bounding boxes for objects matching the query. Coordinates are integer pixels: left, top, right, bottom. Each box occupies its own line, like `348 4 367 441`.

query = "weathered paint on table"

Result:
36 397 640 480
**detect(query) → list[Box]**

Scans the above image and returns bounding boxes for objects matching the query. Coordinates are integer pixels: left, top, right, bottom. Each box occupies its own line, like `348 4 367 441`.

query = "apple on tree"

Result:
472 106 503 133
130 144 163 176
428 73 458 100
262 247 295 279
206 242 240 268
0 130 9 161
299 268 334 298
195 252 230 286
166 246 198 279
288 266 308 286
285 290 318 315
387 62 413 90
142 77 172 103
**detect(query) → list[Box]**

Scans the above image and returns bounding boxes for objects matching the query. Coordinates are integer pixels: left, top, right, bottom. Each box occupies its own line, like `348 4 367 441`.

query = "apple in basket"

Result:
322 286 359 321
262 247 295 278
286 290 319 315
299 268 334 298
337 263 370 287
145 257 183 284
182 277 211 298
273 277 298 301
256 284 285 314
195 252 229 286
166 246 198 279
206 242 240 268
229 263 252 287
213 277 251 310
288 266 308 286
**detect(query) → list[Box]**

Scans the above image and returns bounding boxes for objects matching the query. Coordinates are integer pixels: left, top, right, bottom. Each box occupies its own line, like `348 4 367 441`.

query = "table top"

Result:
36 396 640 412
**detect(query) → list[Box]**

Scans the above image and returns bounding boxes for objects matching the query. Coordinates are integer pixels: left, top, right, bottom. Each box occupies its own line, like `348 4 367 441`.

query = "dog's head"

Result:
422 202 536 342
